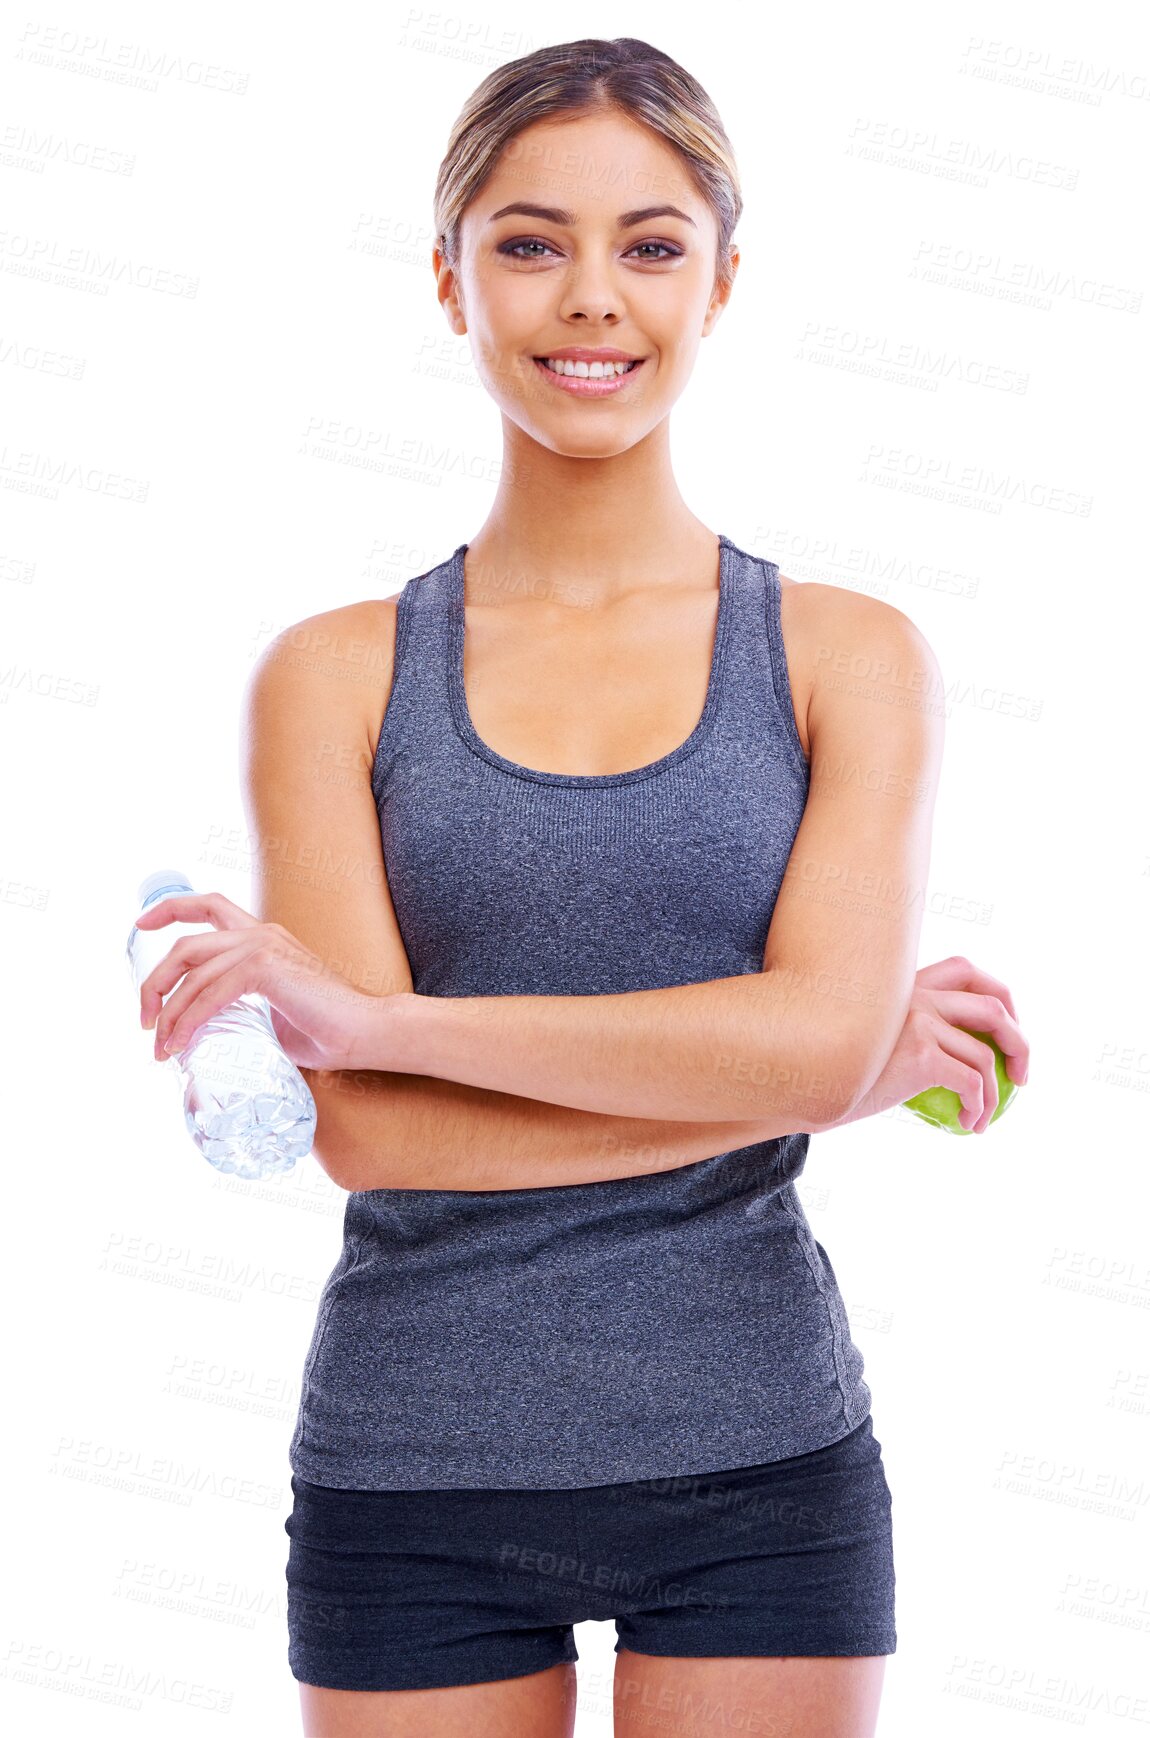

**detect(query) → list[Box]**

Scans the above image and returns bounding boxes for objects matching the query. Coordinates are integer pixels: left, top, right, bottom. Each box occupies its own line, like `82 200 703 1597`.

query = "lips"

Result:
530 355 645 396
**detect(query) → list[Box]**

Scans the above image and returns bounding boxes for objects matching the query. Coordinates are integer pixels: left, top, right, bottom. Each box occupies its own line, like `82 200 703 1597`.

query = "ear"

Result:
701 245 739 338
434 244 467 336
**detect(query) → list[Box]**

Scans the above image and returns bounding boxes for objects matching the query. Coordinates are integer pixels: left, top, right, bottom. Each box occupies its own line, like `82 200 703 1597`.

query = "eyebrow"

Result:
487 201 697 229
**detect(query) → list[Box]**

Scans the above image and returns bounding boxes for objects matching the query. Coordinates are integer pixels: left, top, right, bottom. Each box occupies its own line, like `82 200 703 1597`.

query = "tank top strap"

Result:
370 547 461 801
713 537 808 778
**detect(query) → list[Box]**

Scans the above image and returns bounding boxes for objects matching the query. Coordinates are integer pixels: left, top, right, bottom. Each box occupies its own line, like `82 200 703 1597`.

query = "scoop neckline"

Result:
446 534 735 788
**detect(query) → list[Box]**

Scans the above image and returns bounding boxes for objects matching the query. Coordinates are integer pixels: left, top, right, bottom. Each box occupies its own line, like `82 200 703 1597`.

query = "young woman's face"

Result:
438 106 736 457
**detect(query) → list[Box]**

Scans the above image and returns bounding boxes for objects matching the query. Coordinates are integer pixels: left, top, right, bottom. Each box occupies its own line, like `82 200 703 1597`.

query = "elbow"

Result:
299 1070 367 1192
796 1033 876 1131
298 1065 403 1192
827 1029 894 1127
310 1131 361 1193
814 1076 863 1131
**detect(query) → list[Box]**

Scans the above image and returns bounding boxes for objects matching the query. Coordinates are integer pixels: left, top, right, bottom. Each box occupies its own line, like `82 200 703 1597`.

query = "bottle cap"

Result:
137 869 194 910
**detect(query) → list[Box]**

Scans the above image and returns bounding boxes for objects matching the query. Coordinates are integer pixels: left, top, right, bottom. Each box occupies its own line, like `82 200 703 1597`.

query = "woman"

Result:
138 36 1028 1738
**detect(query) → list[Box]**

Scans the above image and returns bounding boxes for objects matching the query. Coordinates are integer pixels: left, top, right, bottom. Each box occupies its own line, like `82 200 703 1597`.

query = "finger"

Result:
915 956 1019 1023
153 941 261 1057
924 1020 996 1133
928 989 1029 1087
950 1025 998 1132
140 930 268 1027
155 942 345 1061
132 890 260 932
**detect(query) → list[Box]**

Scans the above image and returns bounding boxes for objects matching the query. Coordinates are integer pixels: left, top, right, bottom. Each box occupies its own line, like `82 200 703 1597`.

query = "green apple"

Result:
903 1029 1020 1135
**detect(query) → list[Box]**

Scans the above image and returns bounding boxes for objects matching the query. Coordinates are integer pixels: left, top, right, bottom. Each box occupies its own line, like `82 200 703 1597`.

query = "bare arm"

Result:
240 604 821 1192
240 588 941 1189
348 588 944 1127
374 972 856 1124
302 1066 834 1190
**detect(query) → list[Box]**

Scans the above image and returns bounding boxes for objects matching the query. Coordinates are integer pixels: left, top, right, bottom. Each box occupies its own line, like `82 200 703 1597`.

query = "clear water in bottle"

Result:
126 870 317 1180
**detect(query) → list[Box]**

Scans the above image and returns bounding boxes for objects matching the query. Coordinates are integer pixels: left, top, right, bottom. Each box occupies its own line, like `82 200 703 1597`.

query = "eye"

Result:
495 237 685 262
496 237 557 259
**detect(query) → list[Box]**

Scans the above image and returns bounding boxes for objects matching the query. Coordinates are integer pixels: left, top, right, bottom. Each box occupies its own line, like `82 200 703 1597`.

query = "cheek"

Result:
636 339 695 382
468 269 546 337
468 324 532 387
639 274 715 338
467 339 547 413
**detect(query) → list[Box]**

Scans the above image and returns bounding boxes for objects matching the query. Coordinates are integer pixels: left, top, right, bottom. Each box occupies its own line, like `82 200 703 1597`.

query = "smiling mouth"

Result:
532 356 644 377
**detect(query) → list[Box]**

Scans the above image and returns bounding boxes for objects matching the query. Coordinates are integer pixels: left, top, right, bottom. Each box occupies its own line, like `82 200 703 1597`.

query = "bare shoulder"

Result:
778 572 937 651
252 596 400 760
776 573 941 759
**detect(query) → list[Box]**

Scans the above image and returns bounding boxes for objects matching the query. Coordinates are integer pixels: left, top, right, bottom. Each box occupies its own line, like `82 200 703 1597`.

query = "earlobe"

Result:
703 274 736 335
434 262 467 336
701 298 726 338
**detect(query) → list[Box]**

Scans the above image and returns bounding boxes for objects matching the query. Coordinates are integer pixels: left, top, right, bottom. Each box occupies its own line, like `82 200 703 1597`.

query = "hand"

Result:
134 890 400 1072
834 956 1030 1135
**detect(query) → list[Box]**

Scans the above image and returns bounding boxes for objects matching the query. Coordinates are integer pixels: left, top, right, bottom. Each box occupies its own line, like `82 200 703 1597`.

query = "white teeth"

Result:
539 357 637 377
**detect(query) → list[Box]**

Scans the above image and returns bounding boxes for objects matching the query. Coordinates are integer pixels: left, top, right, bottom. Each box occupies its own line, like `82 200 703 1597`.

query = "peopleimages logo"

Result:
495 1541 733 1613
910 239 1142 313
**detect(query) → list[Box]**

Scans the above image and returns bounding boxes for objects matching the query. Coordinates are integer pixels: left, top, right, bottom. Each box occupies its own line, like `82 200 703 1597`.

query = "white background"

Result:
2 1 1148 1731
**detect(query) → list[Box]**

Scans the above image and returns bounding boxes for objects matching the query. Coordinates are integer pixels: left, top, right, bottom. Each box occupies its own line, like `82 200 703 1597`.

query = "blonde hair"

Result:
433 37 742 295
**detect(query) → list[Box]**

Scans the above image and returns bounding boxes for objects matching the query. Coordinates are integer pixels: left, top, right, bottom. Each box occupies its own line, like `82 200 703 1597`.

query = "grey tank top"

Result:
288 533 872 1490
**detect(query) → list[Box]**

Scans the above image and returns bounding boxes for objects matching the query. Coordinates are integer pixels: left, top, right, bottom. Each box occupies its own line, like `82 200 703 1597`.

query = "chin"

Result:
530 426 647 460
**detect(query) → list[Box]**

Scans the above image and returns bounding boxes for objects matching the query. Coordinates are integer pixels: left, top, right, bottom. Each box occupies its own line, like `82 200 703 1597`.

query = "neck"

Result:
465 416 719 604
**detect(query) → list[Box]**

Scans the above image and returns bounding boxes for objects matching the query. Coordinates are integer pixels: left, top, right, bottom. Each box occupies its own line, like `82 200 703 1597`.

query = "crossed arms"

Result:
240 586 943 1190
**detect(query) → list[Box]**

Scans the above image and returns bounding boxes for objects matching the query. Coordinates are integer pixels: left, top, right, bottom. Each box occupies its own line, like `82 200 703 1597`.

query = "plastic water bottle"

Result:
126 870 317 1180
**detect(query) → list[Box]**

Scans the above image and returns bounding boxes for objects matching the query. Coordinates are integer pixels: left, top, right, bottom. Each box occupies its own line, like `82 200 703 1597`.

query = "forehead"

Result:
476 108 704 219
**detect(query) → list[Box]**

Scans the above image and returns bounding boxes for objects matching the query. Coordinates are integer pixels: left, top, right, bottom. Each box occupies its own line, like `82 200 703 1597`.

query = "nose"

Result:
556 254 622 324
